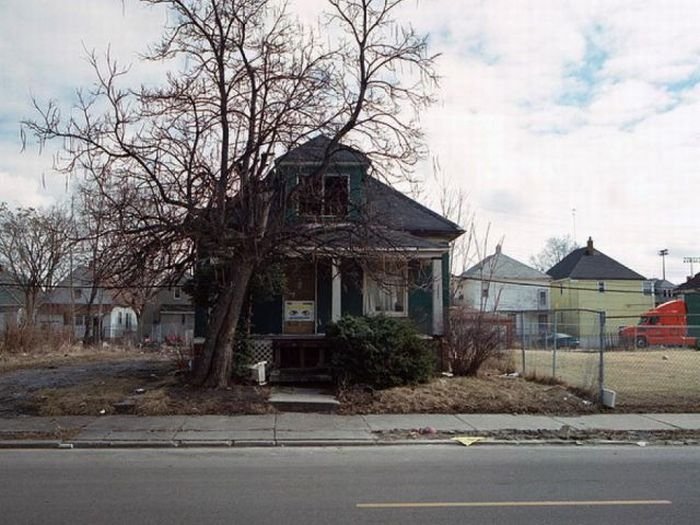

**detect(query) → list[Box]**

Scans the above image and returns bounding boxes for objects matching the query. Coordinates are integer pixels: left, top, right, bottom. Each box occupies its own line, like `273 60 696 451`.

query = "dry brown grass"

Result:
515 349 700 411
29 373 273 416
34 378 141 416
0 345 171 374
338 372 595 415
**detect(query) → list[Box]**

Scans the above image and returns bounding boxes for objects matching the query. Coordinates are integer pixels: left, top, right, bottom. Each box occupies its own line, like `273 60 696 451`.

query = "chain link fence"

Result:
510 309 700 410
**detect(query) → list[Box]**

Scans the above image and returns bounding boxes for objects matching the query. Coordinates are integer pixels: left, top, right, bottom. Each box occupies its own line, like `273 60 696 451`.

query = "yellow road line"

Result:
357 500 672 509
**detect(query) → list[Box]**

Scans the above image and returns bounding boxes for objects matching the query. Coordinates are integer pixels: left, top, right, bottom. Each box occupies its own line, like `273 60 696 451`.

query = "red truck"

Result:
619 299 698 348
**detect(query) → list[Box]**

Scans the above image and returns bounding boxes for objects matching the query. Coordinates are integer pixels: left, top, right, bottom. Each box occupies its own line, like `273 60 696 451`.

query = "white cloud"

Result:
1 0 699 282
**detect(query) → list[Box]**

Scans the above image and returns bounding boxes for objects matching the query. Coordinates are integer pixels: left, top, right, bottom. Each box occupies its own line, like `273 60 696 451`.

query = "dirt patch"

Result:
337 374 597 415
0 345 170 374
20 366 272 417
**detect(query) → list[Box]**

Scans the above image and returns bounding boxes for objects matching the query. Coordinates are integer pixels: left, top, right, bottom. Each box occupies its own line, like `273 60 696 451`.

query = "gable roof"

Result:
547 237 645 281
675 273 700 293
461 249 550 280
276 135 370 166
366 177 463 238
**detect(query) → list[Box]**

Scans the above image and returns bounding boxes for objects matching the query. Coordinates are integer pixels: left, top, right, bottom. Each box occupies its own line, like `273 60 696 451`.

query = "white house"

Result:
455 245 551 343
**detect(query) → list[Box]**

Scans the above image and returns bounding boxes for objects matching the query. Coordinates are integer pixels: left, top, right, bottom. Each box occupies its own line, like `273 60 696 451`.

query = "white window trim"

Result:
363 267 409 318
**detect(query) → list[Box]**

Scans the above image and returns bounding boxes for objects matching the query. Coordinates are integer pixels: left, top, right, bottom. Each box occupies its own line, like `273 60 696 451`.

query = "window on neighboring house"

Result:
125 313 132 329
73 288 82 300
118 311 123 325
364 261 408 317
181 314 186 325
481 281 489 298
173 287 182 300
642 281 653 295
538 289 547 307
75 315 84 326
598 281 605 293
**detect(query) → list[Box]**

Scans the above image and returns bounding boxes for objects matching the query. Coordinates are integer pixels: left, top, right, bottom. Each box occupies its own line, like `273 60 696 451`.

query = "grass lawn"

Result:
514 348 700 411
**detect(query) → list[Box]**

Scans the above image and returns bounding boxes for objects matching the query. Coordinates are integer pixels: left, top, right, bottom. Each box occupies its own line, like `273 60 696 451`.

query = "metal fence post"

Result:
552 311 558 378
598 311 606 402
520 312 526 376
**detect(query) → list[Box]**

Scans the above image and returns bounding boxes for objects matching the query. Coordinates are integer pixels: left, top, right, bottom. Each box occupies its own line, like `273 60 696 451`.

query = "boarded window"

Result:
323 175 349 216
297 176 323 215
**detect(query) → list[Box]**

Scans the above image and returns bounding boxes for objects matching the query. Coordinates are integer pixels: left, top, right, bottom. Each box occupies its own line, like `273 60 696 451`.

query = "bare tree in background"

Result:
24 0 437 387
0 205 74 326
529 235 578 273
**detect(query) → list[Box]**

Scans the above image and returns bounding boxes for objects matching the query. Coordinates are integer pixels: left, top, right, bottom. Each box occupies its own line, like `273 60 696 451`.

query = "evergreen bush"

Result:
327 315 434 389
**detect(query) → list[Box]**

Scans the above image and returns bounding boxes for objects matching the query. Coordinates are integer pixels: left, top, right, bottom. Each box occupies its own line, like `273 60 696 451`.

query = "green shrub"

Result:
327 315 434 389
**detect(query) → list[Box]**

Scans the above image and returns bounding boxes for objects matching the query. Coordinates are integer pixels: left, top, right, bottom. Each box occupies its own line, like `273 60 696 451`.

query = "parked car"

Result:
539 332 580 348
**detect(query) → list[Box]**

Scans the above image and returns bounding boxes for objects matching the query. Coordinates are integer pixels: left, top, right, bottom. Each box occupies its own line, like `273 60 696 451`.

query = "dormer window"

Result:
297 174 349 217
173 287 182 300
323 175 349 216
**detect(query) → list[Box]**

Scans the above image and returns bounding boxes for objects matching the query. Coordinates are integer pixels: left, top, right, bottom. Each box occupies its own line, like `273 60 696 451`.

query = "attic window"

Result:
297 174 349 217
73 288 82 299
323 175 349 216
173 287 182 300
597 281 605 293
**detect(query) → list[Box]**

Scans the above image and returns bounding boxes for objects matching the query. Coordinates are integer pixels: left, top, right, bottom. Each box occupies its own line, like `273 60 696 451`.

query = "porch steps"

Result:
269 387 340 414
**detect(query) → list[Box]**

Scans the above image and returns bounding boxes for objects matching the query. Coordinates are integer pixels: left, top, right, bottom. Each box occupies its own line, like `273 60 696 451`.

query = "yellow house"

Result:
548 237 654 341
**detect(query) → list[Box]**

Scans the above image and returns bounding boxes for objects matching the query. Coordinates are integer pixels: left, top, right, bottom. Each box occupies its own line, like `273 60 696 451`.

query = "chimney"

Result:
586 236 594 255
495 244 502 255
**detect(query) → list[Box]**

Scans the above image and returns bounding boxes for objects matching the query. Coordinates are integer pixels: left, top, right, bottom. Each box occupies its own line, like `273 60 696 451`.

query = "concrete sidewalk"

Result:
1 413 699 448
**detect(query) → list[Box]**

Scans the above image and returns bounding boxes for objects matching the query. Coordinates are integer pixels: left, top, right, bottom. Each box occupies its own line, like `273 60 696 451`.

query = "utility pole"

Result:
571 208 577 243
658 249 668 281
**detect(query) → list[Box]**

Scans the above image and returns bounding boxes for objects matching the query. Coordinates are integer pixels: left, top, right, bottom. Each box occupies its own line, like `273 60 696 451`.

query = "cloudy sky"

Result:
1 0 698 283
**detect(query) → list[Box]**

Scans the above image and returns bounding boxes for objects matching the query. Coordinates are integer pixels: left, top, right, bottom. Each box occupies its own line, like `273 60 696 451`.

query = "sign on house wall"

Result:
284 301 315 322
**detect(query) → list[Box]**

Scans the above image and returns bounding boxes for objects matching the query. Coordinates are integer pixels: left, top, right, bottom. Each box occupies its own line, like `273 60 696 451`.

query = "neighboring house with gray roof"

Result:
141 278 195 344
39 267 138 341
0 270 23 331
674 273 700 295
455 245 551 342
548 237 653 342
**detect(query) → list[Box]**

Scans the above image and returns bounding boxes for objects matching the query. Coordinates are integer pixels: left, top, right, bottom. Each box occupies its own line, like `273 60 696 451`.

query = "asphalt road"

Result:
0 445 698 524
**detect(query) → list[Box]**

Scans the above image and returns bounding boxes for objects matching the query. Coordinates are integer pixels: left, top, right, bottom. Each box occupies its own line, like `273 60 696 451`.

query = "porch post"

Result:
331 258 342 322
432 258 444 335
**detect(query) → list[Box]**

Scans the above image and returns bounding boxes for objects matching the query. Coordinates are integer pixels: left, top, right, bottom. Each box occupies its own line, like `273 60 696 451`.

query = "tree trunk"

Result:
191 260 255 388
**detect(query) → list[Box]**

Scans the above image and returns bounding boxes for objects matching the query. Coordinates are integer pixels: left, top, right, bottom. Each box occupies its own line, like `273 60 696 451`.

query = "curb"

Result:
2 438 699 450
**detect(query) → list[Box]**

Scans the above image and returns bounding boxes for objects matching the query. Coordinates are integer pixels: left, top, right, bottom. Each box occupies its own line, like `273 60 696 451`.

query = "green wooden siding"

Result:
442 253 450 308
250 294 283 335
408 260 432 334
340 259 363 317
316 259 332 333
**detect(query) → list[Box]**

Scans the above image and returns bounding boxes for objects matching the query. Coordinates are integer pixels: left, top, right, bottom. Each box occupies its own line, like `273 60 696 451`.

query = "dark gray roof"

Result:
276 135 370 166
462 251 551 280
547 246 645 280
366 178 463 238
301 224 449 252
675 273 700 292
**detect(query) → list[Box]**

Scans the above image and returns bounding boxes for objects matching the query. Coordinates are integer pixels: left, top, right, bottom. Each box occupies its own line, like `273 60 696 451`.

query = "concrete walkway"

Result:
1 413 699 448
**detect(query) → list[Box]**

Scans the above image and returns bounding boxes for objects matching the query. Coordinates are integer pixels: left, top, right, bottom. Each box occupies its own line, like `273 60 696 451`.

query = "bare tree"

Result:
24 0 437 387
0 205 75 325
529 235 578 273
